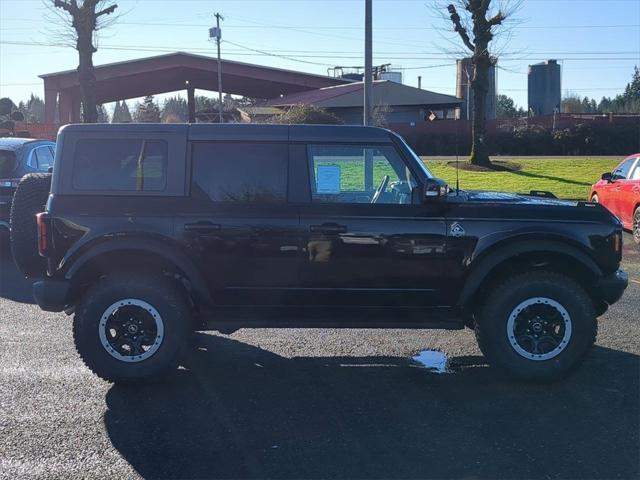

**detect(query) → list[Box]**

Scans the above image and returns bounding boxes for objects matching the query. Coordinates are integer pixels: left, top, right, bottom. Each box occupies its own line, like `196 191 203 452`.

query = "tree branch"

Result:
96 4 118 17
447 4 475 52
53 0 78 14
488 11 506 26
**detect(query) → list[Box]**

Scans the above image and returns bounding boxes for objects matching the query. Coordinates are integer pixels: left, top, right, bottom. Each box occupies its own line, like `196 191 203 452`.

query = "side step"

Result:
200 306 465 332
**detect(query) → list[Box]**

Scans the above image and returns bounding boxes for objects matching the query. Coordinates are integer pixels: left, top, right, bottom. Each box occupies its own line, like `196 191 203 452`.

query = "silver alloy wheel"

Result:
634 209 640 243
98 299 164 363
506 297 572 361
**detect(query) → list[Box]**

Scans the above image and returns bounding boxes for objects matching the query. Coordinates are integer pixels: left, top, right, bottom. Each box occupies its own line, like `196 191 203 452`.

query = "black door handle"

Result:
185 221 221 232
310 223 347 234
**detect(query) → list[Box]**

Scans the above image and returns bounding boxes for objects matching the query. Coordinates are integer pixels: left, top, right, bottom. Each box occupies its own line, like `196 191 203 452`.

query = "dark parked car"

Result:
0 137 55 235
11 124 628 384
590 154 640 244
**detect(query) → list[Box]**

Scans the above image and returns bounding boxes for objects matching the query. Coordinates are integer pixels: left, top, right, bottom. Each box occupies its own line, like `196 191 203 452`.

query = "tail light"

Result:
36 212 50 257
612 231 623 257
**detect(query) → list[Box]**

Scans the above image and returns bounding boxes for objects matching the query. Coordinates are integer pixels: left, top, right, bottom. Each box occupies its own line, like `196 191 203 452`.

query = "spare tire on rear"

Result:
10 173 52 278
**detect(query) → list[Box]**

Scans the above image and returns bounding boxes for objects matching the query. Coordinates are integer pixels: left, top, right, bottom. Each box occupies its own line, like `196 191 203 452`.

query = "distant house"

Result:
265 80 463 125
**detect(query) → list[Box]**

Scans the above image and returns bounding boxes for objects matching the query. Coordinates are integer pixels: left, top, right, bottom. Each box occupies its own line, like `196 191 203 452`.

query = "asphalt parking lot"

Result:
0 235 638 479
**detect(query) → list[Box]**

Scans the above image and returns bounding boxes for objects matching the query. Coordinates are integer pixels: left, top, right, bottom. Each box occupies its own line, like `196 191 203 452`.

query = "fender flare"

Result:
457 238 603 307
64 236 214 307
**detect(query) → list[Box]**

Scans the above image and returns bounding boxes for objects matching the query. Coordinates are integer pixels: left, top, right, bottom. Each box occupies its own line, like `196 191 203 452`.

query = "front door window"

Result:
308 144 416 205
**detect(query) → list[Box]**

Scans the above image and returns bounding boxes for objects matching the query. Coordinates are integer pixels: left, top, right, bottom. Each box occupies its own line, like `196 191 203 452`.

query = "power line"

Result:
2 40 638 62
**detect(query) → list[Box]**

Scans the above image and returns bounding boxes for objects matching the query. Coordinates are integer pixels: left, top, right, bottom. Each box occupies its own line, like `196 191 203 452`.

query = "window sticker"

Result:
316 165 341 194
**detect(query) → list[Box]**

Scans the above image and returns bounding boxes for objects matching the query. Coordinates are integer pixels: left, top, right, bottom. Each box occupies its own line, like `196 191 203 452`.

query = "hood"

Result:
461 190 580 207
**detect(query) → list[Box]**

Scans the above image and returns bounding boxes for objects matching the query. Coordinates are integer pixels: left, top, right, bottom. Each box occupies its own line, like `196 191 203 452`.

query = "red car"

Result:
590 153 640 244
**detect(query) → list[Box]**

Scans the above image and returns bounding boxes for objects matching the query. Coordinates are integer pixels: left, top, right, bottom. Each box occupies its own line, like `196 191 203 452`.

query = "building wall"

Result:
528 60 561 116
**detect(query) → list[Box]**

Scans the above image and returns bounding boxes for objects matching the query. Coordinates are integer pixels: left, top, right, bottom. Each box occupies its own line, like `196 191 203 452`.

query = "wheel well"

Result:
69 249 197 311
466 250 602 313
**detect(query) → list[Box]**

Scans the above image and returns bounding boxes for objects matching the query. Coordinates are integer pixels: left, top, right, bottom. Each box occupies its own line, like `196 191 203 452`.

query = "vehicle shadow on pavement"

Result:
104 333 639 480
0 245 34 304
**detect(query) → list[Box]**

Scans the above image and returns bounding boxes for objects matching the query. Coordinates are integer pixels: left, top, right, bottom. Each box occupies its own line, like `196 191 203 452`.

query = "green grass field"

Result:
423 156 623 200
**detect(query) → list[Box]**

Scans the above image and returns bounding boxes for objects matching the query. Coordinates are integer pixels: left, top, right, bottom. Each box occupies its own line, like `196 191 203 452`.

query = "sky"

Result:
1 0 639 113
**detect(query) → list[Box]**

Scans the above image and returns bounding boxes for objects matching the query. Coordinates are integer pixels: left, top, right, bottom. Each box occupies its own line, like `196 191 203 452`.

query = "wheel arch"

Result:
64 237 213 309
457 237 603 312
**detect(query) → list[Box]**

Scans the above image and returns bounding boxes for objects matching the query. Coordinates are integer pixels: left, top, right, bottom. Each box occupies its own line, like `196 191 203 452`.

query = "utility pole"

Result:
214 13 224 123
363 0 372 126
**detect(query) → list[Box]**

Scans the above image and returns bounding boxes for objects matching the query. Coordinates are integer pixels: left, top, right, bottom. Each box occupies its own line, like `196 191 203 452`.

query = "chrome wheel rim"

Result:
98 299 164 363
506 297 572 361
634 211 640 243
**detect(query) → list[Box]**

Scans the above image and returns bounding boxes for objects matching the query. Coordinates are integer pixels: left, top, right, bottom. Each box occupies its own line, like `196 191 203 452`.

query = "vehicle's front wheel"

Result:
633 207 640 245
475 271 597 381
73 273 190 384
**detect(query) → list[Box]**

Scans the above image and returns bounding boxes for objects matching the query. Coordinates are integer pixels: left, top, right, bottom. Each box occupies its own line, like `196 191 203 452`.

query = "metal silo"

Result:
456 57 497 121
528 60 561 116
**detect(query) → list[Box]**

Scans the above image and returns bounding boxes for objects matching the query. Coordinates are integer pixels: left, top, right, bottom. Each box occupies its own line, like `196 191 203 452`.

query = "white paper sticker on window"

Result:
316 165 341 194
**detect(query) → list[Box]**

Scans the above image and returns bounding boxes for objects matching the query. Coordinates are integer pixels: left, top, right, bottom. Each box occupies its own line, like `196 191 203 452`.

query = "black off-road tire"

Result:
475 271 597 382
9 173 52 278
73 273 191 384
633 207 640 245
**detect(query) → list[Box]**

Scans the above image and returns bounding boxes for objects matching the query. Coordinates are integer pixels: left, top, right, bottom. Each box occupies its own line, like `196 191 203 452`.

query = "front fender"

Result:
457 237 603 307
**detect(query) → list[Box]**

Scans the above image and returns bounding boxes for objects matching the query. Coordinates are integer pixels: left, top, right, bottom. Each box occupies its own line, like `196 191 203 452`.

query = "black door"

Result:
180 141 301 306
297 143 449 307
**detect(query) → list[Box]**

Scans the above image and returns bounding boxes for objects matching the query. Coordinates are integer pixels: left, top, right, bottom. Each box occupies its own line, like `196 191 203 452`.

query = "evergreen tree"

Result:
112 100 132 123
161 96 188 122
623 66 640 104
17 94 45 123
134 96 161 123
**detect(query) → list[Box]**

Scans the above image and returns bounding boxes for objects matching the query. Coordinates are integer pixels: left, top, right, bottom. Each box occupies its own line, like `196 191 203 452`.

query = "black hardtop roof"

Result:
59 123 395 143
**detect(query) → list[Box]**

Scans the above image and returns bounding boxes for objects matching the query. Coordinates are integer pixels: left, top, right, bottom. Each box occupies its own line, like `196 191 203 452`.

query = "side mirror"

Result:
423 178 449 201
601 172 613 182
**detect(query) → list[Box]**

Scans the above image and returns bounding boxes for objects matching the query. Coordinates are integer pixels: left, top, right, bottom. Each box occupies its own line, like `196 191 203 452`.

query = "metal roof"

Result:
266 80 463 108
40 52 351 101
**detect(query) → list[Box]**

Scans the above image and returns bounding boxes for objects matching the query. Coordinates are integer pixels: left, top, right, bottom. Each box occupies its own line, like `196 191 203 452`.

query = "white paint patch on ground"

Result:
413 350 450 374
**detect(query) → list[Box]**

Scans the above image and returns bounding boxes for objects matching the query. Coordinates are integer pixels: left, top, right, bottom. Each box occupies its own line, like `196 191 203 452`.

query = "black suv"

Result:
12 124 628 384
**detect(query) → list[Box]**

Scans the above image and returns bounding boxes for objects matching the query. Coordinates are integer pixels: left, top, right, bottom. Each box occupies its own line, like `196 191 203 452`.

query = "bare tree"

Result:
50 1 118 123
442 1 520 167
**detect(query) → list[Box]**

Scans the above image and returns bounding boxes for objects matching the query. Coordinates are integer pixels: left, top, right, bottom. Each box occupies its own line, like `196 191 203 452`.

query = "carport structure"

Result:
40 52 350 123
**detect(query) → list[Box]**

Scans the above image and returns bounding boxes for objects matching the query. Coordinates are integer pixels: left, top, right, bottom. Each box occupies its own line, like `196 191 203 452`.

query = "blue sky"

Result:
1 0 639 112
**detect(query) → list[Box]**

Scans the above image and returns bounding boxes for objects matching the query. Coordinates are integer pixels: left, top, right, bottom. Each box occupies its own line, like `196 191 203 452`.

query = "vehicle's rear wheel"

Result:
475 271 597 381
73 273 190 384
633 207 640 245
9 173 52 278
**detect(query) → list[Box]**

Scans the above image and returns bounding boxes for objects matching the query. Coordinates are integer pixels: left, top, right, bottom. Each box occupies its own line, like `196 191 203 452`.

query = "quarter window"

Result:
73 139 168 192
191 142 288 203
308 144 416 204
31 146 54 172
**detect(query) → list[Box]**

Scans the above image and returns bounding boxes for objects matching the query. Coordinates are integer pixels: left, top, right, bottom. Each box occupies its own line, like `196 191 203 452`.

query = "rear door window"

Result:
73 139 168 191
191 142 288 203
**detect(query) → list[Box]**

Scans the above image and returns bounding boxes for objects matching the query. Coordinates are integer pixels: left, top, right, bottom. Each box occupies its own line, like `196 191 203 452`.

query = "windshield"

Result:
0 150 17 178
396 136 434 179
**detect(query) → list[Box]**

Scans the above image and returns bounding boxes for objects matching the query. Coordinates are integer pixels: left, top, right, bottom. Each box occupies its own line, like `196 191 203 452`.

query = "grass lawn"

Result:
423 156 623 200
